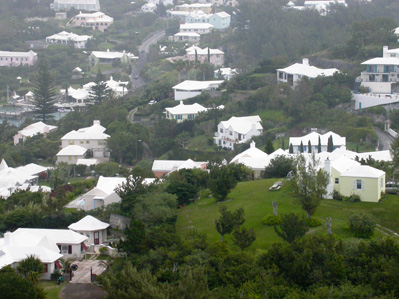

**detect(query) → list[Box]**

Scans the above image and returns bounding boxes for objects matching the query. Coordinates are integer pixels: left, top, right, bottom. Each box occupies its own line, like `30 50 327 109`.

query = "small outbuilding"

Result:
68 215 109 246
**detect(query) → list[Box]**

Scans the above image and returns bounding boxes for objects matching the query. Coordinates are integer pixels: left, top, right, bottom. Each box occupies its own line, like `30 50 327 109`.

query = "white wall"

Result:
354 93 399 110
360 81 392 93
174 90 202 100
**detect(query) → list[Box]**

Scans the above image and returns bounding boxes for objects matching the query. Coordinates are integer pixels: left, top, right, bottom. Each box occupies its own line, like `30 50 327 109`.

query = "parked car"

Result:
148 100 157 105
385 181 399 194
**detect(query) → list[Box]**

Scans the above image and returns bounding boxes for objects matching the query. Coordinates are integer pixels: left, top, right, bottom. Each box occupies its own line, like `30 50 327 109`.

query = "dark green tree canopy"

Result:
33 60 56 122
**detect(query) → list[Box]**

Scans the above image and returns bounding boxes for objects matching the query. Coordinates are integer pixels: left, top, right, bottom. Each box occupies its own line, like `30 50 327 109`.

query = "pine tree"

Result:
289 143 294 154
33 60 56 122
308 140 312 153
300 141 304 153
282 138 285 150
265 138 275 154
327 135 334 152
90 70 111 104
318 136 322 153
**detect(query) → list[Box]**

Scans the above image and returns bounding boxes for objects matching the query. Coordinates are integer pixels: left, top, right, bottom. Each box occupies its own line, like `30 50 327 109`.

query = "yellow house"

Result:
165 101 208 123
338 165 385 202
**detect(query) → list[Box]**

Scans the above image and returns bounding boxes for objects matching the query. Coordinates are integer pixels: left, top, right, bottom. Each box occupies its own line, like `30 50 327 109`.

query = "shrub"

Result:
332 190 343 201
343 194 361 202
349 213 375 238
306 216 322 227
262 214 282 226
99 246 108 256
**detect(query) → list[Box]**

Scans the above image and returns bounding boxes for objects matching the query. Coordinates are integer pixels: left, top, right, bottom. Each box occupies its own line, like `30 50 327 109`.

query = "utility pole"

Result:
6 85 9 103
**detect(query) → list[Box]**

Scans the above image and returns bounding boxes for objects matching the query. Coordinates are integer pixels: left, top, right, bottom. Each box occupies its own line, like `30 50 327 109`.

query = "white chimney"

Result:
107 49 109 52
250 141 256 148
324 157 331 175
383 46 389 57
4 232 11 246
302 58 309 65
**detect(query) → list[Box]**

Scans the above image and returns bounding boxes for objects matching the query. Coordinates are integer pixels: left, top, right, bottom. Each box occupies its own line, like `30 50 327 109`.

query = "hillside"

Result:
176 179 399 250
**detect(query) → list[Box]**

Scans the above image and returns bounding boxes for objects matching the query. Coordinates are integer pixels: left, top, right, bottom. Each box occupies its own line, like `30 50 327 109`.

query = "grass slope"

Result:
176 179 398 250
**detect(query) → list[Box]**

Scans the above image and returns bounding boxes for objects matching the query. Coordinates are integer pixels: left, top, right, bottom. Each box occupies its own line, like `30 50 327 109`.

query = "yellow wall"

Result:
339 175 385 202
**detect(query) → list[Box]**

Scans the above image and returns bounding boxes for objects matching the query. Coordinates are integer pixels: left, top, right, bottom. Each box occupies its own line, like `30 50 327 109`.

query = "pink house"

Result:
70 11 114 32
185 46 224 66
0 50 37 67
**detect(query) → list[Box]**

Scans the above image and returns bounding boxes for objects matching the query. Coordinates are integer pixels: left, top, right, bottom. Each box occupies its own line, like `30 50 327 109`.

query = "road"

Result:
131 29 165 89
374 127 395 151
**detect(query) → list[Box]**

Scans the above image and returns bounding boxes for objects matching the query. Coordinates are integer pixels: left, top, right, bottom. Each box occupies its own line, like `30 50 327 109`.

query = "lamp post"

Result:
135 139 141 162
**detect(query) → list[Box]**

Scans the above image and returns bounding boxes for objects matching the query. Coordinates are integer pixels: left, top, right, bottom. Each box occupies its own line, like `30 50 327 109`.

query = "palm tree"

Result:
175 60 186 83
16 255 44 284
59 258 74 281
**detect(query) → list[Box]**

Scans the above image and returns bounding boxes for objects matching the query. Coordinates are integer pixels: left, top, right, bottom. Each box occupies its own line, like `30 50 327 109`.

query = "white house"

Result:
277 58 340 86
173 32 201 43
230 141 270 178
69 11 114 32
57 120 110 164
147 0 173 5
46 31 92 49
89 49 137 66
0 228 88 279
172 80 224 100
174 3 213 14
359 46 399 94
152 159 207 178
105 76 129 97
68 215 109 247
214 67 238 80
13 121 57 145
0 50 37 67
141 3 157 13
185 11 231 30
180 23 214 35
185 46 225 66
50 0 100 11
0 160 51 198
214 116 263 150
289 131 346 154
165 101 208 122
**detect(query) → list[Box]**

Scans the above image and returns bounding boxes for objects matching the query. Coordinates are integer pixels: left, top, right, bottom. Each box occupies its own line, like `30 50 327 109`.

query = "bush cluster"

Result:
262 214 282 226
306 217 322 227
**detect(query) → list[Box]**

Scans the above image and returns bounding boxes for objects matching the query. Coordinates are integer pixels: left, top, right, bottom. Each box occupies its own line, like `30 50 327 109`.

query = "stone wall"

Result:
109 213 131 230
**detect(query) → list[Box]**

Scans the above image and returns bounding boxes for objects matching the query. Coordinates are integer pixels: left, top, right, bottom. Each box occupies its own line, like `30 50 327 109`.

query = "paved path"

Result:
60 283 106 299
71 260 107 284
374 127 395 151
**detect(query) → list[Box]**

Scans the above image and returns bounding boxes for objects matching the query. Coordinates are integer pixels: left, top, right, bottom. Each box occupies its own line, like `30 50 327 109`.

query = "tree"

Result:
33 60 56 122
118 220 146 254
300 141 304 153
16 255 44 283
327 135 334 152
265 138 274 154
349 213 376 238
289 143 293 154
0 266 39 299
116 175 149 217
264 156 295 178
318 136 322 153
59 258 74 281
274 213 308 243
89 70 110 104
308 140 312 153
233 226 256 250
208 165 237 202
292 155 329 218
215 206 245 242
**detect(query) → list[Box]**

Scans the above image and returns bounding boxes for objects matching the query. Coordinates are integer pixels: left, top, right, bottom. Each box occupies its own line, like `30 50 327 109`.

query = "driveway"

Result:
374 127 395 150
60 283 106 299
70 259 107 284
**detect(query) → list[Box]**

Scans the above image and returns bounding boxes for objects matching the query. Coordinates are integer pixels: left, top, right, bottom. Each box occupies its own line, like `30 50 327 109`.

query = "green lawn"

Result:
176 179 398 250
38 280 64 299
187 135 216 152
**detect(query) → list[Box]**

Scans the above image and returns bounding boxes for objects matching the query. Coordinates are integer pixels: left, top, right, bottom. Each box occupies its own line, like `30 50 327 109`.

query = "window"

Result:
98 140 103 145
86 140 89 144
335 178 339 184
61 245 69 253
80 141 84 144
219 128 223 133
229 131 232 136
44 264 48 273
354 179 364 190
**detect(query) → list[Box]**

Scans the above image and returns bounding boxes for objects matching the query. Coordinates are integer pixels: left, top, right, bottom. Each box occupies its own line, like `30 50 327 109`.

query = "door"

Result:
94 232 99 245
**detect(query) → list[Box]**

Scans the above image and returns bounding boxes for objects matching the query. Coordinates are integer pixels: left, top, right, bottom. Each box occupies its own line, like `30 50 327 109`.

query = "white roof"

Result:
231 141 268 163
331 156 360 173
95 176 126 195
56 145 88 156
215 67 238 76
219 116 263 134
341 165 385 178
361 57 399 66
75 11 113 21
61 86 90 101
76 158 98 166
277 62 339 78
0 160 47 189
176 3 212 8
186 46 224 55
152 159 206 172
16 163 48 177
12 228 87 245
0 50 37 57
47 31 92 42
289 131 346 147
61 121 109 140
180 23 214 30
53 0 98 4
17 121 57 138
174 32 201 37
357 150 392 162
165 101 207 115
68 215 109 232
214 12 230 18
90 50 136 60
230 141 270 170
173 80 223 91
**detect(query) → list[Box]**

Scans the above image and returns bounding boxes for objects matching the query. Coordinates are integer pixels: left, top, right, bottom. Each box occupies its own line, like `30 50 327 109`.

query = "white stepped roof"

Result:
220 116 263 134
95 176 126 195
174 32 201 37
277 61 339 79
173 80 223 91
61 121 109 140
214 12 230 18
331 156 360 173
341 165 385 178
289 131 346 146
56 145 88 156
165 101 207 115
18 121 57 138
361 57 399 66
76 158 98 166
0 50 36 57
231 141 268 164
69 215 109 232
47 31 92 42
91 50 137 60
186 46 224 55
10 228 87 245
152 159 206 172
180 23 214 30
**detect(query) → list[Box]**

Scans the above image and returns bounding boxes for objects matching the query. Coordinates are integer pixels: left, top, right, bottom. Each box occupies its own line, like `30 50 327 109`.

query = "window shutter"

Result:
353 180 356 190
68 245 72 254
58 244 61 251
361 181 365 191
